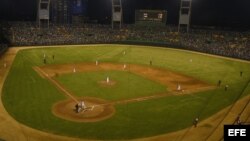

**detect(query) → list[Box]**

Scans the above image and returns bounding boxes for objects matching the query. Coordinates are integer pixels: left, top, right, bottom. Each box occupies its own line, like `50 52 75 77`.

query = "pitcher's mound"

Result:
52 97 115 122
98 80 117 87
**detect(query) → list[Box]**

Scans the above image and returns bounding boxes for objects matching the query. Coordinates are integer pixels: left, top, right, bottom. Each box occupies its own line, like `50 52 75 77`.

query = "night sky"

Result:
0 0 250 27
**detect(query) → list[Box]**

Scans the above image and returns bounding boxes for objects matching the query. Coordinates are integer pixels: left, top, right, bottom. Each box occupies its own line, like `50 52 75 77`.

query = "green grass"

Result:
56 71 167 101
2 45 250 140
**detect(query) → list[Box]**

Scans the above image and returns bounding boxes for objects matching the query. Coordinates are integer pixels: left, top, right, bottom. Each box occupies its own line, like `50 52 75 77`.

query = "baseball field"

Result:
1 44 250 140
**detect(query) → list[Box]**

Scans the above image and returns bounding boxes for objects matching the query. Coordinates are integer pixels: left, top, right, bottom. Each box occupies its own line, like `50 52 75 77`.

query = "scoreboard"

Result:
135 10 167 23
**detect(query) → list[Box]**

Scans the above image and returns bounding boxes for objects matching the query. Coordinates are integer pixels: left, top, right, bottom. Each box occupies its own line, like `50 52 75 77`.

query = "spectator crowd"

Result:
4 22 250 60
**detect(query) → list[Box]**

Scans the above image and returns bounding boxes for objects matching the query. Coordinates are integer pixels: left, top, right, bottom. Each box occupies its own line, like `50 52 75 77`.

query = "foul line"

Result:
34 67 79 103
91 86 215 108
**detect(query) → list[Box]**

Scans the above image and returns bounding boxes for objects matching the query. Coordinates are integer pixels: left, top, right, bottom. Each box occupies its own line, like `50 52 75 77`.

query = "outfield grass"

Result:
2 45 250 139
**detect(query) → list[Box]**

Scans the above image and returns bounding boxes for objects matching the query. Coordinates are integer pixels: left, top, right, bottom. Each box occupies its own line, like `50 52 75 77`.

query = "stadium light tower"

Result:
178 0 192 33
111 0 123 29
37 0 50 28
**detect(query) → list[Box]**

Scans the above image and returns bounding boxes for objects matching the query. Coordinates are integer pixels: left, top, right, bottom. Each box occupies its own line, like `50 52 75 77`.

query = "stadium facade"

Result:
51 0 88 24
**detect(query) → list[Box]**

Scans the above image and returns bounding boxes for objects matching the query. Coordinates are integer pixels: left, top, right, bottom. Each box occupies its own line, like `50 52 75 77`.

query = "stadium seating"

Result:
5 22 250 60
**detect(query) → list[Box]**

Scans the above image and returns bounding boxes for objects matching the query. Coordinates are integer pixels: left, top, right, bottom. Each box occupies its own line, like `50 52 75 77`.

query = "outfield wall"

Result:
0 44 8 56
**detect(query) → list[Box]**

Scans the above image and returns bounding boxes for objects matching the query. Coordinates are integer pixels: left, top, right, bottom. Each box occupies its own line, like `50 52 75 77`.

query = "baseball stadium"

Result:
0 0 250 141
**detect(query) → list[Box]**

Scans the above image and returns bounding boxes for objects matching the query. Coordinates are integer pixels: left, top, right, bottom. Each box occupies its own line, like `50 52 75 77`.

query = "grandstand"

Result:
7 22 250 60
